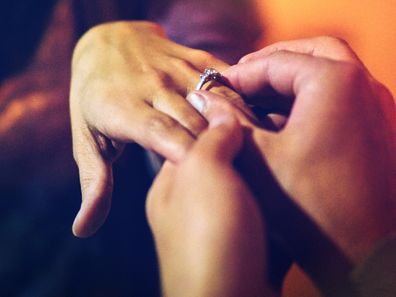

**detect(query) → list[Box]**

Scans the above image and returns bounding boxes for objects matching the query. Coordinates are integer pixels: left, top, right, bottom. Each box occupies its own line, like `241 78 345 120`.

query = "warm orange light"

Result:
255 0 396 98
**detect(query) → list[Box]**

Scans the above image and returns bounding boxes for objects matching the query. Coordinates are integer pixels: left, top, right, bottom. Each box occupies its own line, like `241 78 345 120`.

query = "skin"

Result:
183 37 395 292
70 21 247 237
71 34 395 295
146 113 274 297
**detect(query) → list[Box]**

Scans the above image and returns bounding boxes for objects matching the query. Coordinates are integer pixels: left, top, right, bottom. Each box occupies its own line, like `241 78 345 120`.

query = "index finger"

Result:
222 51 315 99
239 36 362 65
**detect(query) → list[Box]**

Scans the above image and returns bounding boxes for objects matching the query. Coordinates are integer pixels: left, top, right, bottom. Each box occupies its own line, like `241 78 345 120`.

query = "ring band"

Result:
195 68 222 91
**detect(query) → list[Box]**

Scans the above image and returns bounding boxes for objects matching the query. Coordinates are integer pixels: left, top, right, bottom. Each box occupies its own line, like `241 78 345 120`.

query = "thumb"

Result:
187 90 276 157
72 133 113 238
187 90 258 129
190 111 243 164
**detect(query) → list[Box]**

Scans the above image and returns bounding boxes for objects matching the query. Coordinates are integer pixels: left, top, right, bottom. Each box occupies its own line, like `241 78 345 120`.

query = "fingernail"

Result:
209 113 235 128
187 92 206 114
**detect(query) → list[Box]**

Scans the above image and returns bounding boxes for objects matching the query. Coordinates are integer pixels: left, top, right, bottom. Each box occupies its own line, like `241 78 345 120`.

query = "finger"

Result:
94 101 195 162
165 57 260 126
158 49 229 94
222 51 317 99
183 48 230 73
152 91 208 137
239 36 362 65
187 91 274 147
163 58 202 94
226 51 372 135
72 127 113 238
189 112 243 164
165 49 252 117
202 80 259 120
187 91 256 129
173 57 256 119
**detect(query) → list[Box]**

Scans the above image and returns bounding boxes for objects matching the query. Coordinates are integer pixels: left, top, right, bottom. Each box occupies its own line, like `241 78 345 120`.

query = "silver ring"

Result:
195 68 222 91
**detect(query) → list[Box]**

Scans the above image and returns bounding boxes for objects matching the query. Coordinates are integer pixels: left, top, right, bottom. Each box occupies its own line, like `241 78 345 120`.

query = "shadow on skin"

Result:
235 130 359 297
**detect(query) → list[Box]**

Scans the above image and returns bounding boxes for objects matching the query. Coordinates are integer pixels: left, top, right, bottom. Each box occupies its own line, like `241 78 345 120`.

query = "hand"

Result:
70 21 244 237
187 36 396 278
146 112 272 297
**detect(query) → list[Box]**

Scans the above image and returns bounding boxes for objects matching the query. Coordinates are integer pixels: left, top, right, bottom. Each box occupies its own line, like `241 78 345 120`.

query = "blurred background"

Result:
1 0 394 296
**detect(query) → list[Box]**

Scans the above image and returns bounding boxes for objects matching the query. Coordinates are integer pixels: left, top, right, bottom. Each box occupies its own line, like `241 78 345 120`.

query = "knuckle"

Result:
148 70 174 89
138 21 165 35
267 49 290 60
315 36 358 62
73 24 107 65
128 21 166 36
380 85 394 104
145 114 178 136
81 21 130 42
171 58 192 70
317 35 350 48
191 49 216 65
338 62 366 84
238 53 254 64
311 60 366 92
181 112 207 135
73 21 132 69
373 81 395 109
188 118 207 135
81 23 107 41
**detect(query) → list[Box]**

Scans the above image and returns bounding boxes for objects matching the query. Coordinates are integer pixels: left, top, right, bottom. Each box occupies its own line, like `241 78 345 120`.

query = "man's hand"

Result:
187 36 396 281
69 21 244 237
146 112 272 297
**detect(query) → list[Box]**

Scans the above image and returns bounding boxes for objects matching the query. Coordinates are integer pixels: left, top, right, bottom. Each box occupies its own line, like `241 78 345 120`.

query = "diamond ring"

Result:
195 68 222 91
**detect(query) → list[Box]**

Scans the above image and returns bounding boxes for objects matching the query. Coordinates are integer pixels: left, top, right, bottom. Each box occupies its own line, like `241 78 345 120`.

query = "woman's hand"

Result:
146 111 272 297
70 21 242 237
